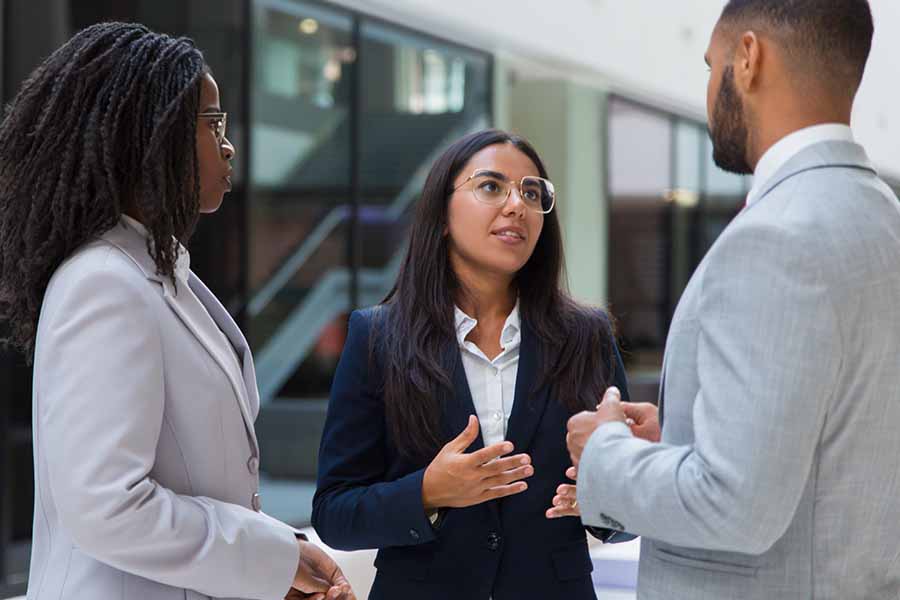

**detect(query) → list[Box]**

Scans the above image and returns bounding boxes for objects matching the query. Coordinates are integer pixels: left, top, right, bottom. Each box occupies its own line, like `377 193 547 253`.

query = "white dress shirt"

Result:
454 302 521 447
747 123 854 206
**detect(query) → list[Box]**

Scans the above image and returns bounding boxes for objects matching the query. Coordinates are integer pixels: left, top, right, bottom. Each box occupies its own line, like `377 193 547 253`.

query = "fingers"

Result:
621 403 661 442
599 386 621 406
325 585 352 600
622 402 657 423
546 505 579 519
478 453 530 475
566 466 577 481
468 440 515 466
447 415 480 452
565 429 584 468
554 483 577 501
479 481 528 502
546 485 580 519
481 463 534 488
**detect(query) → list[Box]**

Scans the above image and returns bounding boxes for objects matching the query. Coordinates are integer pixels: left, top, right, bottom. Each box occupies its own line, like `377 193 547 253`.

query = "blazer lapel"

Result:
188 275 261 422
504 322 550 455
447 348 485 453
657 351 668 430
99 221 259 454
163 277 259 454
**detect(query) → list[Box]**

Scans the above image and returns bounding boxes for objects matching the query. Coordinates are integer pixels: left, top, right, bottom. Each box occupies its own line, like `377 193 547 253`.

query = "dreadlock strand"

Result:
0 22 208 359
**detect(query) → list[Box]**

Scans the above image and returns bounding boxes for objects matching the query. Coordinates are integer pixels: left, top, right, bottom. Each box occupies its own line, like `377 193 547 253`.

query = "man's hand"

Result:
546 466 580 519
290 539 356 600
623 402 661 442
566 387 626 467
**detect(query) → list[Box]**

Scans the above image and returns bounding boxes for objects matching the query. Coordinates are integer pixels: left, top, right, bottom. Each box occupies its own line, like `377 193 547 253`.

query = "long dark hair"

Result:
0 22 208 360
377 129 617 461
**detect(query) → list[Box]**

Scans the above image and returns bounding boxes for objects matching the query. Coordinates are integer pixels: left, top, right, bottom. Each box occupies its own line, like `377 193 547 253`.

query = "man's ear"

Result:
735 30 762 93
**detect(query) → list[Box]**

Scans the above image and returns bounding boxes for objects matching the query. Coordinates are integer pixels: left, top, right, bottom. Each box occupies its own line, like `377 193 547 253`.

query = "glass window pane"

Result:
245 0 354 406
358 19 490 282
609 98 672 196
674 120 702 192
608 98 674 374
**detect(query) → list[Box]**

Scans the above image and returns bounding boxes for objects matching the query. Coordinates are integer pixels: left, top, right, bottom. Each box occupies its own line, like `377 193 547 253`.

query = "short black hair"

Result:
720 0 874 94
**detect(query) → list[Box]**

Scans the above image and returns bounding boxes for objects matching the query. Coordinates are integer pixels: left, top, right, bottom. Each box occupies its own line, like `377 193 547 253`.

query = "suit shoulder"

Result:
45 240 158 308
350 303 398 332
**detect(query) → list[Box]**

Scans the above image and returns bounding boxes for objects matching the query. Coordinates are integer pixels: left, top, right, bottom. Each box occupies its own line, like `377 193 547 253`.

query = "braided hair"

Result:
0 22 208 360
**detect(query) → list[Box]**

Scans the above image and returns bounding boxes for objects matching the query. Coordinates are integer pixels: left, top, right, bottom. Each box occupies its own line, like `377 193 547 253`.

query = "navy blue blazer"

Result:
312 307 632 600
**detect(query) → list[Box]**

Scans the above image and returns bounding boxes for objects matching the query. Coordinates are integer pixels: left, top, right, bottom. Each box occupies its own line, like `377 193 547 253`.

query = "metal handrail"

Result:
246 116 486 319
251 116 488 402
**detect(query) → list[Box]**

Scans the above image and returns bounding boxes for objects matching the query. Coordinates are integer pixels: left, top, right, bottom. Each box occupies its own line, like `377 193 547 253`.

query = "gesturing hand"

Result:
566 386 626 467
546 466 580 519
623 402 661 442
291 540 355 600
422 415 533 510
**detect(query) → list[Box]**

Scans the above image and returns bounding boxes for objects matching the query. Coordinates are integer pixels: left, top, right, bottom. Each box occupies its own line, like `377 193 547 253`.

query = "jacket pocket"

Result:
551 539 594 581
653 547 759 577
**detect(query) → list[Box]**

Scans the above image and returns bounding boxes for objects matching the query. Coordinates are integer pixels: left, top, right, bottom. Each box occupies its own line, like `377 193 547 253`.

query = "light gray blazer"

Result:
578 140 900 599
27 221 299 600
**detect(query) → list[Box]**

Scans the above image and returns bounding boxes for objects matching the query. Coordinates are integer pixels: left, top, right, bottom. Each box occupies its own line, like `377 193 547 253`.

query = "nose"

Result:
503 186 527 217
221 136 236 161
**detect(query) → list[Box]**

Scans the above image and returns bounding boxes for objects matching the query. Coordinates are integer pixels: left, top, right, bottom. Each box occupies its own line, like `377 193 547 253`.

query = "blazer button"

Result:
247 456 260 474
251 493 262 512
486 532 501 551
409 529 420 540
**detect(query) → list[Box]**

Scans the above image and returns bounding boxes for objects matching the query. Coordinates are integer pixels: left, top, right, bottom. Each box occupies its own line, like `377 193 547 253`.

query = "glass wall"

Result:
0 1 493 573
607 96 749 376
244 4 491 523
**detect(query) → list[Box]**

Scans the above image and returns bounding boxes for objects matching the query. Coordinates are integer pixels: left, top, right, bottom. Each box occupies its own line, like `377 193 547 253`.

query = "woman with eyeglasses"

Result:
0 22 354 600
312 129 632 599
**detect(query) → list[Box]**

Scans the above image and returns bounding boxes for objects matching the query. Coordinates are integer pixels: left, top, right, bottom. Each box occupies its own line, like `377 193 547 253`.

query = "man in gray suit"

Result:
564 1 900 598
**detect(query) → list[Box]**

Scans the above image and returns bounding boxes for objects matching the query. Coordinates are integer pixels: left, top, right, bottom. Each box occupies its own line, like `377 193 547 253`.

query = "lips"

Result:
223 175 232 192
491 226 526 242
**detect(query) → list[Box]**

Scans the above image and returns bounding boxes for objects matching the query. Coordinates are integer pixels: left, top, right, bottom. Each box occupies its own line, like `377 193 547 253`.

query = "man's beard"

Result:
708 66 753 175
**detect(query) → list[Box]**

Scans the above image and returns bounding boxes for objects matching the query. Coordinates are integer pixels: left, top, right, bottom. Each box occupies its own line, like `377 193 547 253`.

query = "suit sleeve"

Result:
585 341 638 543
311 310 437 551
576 221 839 554
35 256 299 600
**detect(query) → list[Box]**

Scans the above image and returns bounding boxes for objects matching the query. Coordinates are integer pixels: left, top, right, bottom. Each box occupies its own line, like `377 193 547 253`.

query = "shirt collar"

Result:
747 123 854 207
120 214 191 283
453 300 521 348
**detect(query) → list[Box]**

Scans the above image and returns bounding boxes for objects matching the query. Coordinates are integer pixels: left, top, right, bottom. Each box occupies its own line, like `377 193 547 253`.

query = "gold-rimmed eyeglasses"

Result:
452 168 556 214
198 112 227 146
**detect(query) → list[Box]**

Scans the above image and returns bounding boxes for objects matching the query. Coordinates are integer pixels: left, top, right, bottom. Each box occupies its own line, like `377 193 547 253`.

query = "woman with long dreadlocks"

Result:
0 22 354 600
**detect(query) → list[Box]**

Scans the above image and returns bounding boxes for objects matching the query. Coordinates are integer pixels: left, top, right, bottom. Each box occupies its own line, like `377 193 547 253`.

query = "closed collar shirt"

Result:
454 302 521 447
746 123 854 207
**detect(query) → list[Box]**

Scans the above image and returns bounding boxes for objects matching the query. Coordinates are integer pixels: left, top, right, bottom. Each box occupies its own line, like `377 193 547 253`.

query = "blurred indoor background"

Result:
1 1 898 597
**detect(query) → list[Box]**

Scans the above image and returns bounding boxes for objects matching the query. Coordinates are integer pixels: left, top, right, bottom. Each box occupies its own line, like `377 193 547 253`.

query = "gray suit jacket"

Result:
27 221 299 600
578 140 900 599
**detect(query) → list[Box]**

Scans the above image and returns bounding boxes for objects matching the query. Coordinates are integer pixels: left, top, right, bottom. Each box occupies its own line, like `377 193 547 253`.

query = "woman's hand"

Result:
546 466 579 519
291 540 356 600
422 415 533 510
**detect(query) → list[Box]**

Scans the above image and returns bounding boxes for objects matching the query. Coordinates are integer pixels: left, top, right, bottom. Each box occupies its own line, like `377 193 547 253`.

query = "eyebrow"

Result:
474 169 511 181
